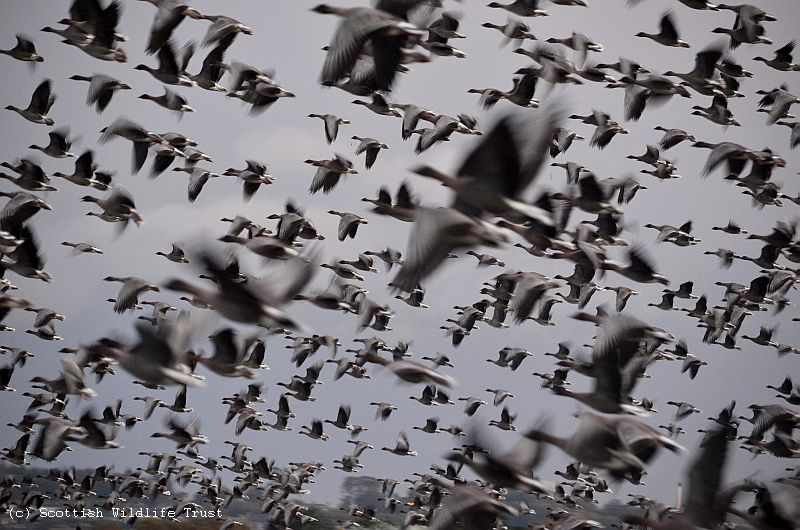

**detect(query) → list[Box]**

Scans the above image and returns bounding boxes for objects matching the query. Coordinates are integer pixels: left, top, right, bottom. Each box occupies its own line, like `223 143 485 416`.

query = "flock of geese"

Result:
0 0 799 529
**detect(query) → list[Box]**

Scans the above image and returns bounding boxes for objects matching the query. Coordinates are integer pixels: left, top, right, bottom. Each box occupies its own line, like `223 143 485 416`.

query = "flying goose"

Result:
602 247 669 285
135 40 192 86
197 13 252 47
391 207 508 292
413 107 560 222
61 241 103 255
156 244 189 263
300 419 330 441
82 188 143 228
322 404 354 432
197 328 255 378
754 41 800 71
1 35 44 62
711 6 773 48
587 111 629 148
468 73 539 110
40 20 92 46
691 95 740 126
29 418 82 461
328 210 368 241
447 426 552 493
313 5 424 91
0 159 57 192
142 1 204 54
69 74 131 112
482 19 536 43
186 39 229 91
99 118 165 174
526 411 684 480
24 307 63 328
5 79 55 125
0 225 51 282
76 412 121 450
165 252 315 331
351 136 388 169
654 126 696 150
487 0 548 17
549 128 584 157
68 0 127 62
309 114 350 143
29 358 95 398
552 314 672 414
381 431 416 456
306 154 358 194
546 32 603 66
225 62 295 113
489 406 517 431
369 356 458 387
28 129 75 158
151 418 208 449
138 87 194 114
370 402 397 421
635 12 690 48
103 276 160 314
25 320 62 341
52 150 111 190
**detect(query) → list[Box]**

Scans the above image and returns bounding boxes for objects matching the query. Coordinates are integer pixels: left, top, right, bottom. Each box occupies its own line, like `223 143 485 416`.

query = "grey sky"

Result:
1 0 799 517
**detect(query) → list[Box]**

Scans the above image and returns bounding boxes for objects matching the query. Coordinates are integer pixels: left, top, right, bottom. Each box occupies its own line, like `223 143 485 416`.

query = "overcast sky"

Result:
1 0 799 516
